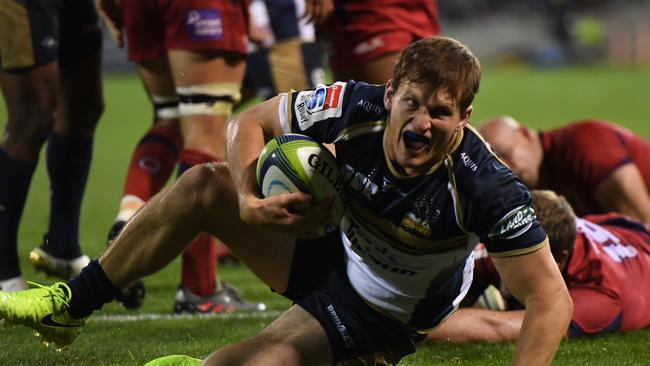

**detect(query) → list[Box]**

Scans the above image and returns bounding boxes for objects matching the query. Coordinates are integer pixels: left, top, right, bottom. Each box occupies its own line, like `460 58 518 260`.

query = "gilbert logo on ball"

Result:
256 134 344 237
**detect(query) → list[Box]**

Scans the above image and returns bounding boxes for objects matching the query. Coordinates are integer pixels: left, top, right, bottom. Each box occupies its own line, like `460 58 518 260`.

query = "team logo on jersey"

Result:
294 82 346 130
400 199 432 237
488 205 536 240
186 9 223 40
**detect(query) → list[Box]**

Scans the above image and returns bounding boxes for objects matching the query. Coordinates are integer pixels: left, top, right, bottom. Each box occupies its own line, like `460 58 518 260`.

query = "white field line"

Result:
91 310 283 322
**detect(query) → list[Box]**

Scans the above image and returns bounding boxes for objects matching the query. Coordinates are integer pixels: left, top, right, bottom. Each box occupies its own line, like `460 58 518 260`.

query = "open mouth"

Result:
402 131 430 152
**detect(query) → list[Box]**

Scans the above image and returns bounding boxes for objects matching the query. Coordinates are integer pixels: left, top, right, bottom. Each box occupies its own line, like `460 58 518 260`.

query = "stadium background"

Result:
1 1 650 364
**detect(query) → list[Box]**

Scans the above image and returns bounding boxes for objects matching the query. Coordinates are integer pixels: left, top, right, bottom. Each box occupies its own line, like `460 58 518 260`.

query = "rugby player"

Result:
426 190 650 343
0 0 103 291
0 36 571 365
97 0 263 312
479 116 650 224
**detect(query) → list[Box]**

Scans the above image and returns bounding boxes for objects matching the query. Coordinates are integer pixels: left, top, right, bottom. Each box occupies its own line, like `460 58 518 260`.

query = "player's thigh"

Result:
53 0 103 137
169 50 246 158
55 52 104 137
137 58 176 98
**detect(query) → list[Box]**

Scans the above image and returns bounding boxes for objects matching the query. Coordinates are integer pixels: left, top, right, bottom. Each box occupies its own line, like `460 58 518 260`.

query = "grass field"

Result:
1 65 650 365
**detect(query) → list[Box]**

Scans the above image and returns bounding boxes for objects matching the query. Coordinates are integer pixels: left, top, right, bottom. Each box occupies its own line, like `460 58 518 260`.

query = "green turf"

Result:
1 65 650 365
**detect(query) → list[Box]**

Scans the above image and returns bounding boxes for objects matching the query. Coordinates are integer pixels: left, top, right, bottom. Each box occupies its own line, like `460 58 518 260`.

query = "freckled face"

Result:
384 80 471 176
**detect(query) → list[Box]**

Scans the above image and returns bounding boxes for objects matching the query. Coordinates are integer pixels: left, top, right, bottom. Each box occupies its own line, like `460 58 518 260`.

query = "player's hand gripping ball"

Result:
256 134 344 237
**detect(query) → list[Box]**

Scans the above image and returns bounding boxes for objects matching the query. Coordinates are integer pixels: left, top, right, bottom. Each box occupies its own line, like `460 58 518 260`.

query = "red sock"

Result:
178 149 221 296
182 233 218 297
122 125 182 201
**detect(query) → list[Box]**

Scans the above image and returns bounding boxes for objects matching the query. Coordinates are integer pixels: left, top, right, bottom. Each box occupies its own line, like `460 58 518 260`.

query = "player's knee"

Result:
3 112 53 157
175 162 231 209
72 96 105 136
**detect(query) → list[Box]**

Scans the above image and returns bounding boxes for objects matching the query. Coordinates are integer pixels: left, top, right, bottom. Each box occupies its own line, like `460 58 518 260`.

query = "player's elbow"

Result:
558 290 574 327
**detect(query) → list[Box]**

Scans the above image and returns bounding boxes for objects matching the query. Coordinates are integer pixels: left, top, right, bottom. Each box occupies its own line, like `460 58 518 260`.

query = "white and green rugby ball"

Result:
256 134 344 237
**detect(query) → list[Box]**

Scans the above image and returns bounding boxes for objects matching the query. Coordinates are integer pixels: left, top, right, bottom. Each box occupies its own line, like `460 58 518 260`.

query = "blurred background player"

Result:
97 0 264 313
479 117 650 224
244 0 326 101
318 0 440 84
426 190 650 342
0 0 104 291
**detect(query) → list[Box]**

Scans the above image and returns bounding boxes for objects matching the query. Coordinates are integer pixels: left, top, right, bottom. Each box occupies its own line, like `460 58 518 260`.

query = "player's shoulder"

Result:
451 125 515 193
551 119 620 144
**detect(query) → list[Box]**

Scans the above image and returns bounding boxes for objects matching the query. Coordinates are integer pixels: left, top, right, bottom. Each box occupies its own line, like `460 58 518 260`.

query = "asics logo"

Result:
40 314 77 328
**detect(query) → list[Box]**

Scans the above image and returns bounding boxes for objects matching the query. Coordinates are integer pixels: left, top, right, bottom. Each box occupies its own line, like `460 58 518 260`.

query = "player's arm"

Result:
425 308 524 343
96 0 124 47
492 240 572 366
595 162 650 224
227 96 330 237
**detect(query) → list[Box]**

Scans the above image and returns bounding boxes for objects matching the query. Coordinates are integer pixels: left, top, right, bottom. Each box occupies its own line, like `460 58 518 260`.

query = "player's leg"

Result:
112 59 181 233
109 58 182 309
163 0 251 311
203 305 332 366
0 163 294 346
0 0 61 291
29 0 104 279
0 66 57 291
169 49 264 312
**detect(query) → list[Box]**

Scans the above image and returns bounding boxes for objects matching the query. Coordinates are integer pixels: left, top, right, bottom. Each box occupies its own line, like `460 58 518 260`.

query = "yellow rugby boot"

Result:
0 282 86 348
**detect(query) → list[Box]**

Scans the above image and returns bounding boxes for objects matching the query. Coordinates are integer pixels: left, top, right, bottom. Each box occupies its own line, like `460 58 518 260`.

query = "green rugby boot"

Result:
143 355 202 366
0 282 86 348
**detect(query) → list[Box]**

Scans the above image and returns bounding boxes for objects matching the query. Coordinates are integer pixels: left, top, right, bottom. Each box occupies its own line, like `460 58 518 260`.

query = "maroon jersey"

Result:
319 0 440 71
539 120 650 216
471 213 650 337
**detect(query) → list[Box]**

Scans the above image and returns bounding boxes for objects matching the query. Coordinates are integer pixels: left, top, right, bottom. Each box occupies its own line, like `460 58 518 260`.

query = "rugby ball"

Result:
256 134 344 237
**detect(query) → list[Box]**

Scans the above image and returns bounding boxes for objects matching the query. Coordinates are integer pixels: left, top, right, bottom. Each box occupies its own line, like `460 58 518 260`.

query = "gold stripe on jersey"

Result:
466 124 511 169
347 201 469 254
0 1 34 69
333 120 386 143
383 127 464 179
487 237 548 258
444 156 468 233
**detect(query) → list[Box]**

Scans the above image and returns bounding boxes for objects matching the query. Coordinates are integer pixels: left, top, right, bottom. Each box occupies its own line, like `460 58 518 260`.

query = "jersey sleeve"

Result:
458 132 547 256
281 81 350 143
567 286 623 337
561 121 633 187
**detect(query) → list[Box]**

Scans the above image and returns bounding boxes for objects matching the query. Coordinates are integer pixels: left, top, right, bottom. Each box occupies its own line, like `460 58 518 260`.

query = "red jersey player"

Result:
479 117 650 224
426 190 650 342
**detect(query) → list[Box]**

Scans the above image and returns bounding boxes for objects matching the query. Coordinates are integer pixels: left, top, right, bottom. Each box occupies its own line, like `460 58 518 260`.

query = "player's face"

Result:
384 80 471 176
481 127 540 187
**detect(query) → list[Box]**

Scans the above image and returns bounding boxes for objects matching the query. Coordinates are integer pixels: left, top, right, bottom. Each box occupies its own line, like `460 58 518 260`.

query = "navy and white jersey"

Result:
277 80 547 331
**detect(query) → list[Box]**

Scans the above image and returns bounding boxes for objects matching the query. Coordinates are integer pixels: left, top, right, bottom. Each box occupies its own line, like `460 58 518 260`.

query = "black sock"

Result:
67 260 121 319
43 132 93 259
0 148 37 279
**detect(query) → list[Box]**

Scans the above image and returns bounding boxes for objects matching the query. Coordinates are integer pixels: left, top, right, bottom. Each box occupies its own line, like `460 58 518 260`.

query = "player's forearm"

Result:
425 309 523 343
227 113 266 204
513 293 572 366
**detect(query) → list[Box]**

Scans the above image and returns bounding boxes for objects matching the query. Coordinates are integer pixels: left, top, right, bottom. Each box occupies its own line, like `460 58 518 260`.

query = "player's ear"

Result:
384 79 395 111
457 105 473 130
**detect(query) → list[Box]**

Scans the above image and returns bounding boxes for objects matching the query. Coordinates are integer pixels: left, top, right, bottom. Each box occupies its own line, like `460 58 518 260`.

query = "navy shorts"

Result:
0 0 101 70
282 231 425 364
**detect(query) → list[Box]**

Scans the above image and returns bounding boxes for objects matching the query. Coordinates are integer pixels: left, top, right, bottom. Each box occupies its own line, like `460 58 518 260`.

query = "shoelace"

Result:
27 281 72 310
